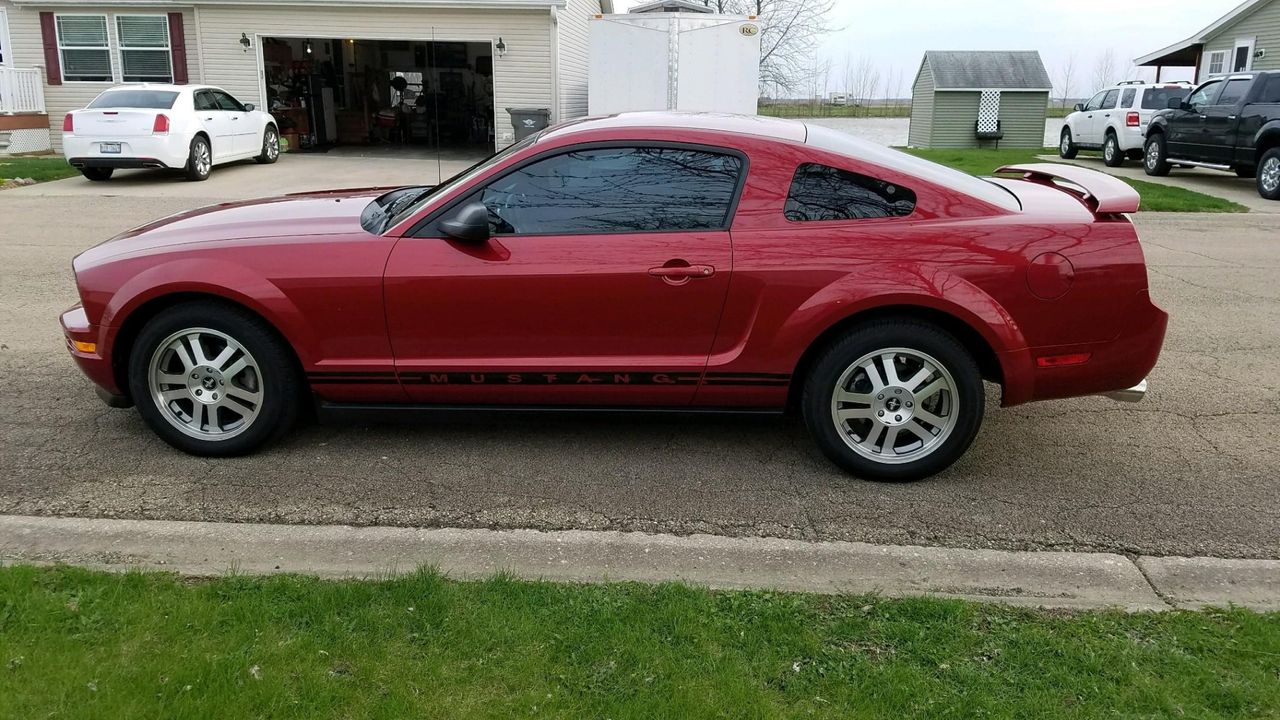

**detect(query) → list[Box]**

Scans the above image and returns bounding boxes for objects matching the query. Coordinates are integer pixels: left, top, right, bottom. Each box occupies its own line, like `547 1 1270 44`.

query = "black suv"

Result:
1144 71 1280 200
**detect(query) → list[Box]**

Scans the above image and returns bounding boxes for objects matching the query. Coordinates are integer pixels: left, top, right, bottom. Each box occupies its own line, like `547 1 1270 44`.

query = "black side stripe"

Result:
307 371 791 387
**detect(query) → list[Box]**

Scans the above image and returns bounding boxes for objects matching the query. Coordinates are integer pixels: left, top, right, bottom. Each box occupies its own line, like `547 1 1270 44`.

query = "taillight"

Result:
152 114 170 135
1126 112 1140 127
63 113 74 133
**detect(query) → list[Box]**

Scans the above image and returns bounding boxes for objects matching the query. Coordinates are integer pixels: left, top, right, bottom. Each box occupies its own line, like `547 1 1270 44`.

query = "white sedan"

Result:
63 84 279 182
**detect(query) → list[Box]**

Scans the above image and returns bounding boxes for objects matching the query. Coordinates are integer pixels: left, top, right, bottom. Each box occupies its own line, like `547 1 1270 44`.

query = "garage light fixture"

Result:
304 39 313 55
496 37 507 57
239 33 252 52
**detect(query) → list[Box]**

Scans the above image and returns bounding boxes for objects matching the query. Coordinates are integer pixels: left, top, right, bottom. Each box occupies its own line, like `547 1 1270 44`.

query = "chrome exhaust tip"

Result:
1104 378 1147 403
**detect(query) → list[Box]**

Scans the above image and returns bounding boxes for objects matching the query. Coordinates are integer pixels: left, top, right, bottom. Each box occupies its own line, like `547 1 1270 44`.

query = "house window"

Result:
116 15 172 82
0 9 12 66
1207 50 1226 76
56 15 112 82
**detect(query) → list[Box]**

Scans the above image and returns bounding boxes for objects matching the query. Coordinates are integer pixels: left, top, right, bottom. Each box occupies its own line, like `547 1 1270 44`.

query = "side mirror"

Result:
439 201 491 243
244 103 255 112
1073 103 1085 112
1167 97 1183 110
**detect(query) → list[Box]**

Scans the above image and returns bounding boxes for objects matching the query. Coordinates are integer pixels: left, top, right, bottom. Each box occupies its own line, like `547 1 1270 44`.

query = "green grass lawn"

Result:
0 155 78 183
905 147 1248 213
1 565 1277 719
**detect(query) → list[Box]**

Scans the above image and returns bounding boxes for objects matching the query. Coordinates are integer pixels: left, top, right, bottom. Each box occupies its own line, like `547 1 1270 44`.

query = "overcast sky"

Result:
614 0 1245 95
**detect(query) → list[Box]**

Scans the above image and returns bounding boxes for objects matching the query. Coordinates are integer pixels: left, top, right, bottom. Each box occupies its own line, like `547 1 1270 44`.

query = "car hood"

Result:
76 187 396 266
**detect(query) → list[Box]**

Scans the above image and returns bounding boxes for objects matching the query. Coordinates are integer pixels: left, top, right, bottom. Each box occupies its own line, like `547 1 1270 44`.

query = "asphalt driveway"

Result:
1 156 1277 559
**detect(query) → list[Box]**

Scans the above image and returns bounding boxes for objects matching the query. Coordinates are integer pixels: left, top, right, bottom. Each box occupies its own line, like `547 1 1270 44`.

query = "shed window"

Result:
785 164 916 222
116 15 171 83
56 15 112 82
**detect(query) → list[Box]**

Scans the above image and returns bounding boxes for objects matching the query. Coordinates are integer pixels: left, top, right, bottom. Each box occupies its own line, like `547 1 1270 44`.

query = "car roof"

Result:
540 112 809 144
99 83 195 94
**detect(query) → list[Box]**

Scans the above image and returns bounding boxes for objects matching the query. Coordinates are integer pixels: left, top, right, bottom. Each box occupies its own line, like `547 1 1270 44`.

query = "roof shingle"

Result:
923 51 1052 90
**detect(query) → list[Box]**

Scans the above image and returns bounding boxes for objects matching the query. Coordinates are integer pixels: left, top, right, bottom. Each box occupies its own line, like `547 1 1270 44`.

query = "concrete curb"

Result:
1 515 1276 612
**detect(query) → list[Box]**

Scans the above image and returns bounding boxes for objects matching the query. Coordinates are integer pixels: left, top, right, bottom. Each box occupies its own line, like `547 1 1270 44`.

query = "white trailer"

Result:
588 13 762 116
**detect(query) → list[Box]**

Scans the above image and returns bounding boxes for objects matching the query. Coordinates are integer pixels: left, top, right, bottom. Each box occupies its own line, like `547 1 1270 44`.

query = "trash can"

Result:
507 107 551 141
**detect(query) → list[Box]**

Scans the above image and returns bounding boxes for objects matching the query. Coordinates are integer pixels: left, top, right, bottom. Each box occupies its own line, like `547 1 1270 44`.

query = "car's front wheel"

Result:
801 320 984 482
1103 133 1125 167
1059 128 1078 159
1144 134 1172 176
186 136 212 181
255 125 280 164
127 300 301 456
81 167 113 182
1259 148 1280 200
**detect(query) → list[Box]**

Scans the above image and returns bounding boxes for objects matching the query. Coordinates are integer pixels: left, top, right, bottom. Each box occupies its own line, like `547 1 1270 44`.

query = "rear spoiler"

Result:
994 163 1140 214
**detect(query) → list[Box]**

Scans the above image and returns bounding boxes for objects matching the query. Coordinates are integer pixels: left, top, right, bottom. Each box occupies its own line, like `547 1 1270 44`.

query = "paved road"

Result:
1 161 1277 558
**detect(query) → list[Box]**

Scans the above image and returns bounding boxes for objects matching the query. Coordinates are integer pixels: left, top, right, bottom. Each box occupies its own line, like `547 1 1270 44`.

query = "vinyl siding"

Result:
0 1 200 152
907 60 933 148
194 4 552 148
555 0 599 120
1201 0 1280 76
928 91 1049 149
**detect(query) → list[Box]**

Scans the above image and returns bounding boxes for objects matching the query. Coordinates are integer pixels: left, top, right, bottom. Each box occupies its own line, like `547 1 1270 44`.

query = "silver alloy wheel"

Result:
1146 141 1160 169
147 327 264 441
194 141 211 176
1105 136 1116 162
829 347 959 465
1061 132 1071 154
265 129 279 160
1262 157 1280 194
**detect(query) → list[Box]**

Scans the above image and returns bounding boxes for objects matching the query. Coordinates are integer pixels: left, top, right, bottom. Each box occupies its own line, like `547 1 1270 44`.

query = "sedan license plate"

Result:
100 142 122 154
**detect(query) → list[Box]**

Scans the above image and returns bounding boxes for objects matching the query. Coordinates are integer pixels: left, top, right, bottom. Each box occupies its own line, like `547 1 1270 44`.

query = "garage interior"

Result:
260 37 496 156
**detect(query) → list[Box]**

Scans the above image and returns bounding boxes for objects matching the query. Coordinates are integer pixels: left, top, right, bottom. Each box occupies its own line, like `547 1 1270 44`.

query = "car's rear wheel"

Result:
801 320 984 482
255 125 280 164
1103 132 1125 167
1144 134 1172 176
1059 128 1078 159
186 136 212 181
81 167 113 182
127 301 300 456
1259 148 1280 201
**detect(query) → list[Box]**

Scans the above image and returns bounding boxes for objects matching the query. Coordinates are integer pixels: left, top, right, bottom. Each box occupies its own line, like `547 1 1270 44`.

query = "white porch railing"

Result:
0 67 47 115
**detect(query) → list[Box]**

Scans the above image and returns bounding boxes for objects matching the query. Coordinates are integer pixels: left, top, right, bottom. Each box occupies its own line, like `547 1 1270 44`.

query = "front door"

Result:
1077 91 1107 145
194 90 236 160
209 90 253 155
1167 79 1222 159
384 144 745 406
1232 37 1255 73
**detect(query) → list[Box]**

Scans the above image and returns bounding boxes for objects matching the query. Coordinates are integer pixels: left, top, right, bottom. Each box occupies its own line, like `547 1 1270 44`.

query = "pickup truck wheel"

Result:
1144 134 1172 176
802 320 984 482
1059 129 1078 159
1259 149 1280 200
1103 133 1125 167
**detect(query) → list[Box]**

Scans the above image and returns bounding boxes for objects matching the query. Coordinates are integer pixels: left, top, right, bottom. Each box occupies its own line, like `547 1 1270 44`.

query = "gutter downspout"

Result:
549 6 560 122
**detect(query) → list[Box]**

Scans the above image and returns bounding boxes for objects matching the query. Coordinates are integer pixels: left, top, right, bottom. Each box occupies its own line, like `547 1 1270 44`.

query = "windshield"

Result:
804 124 1022 211
88 90 179 109
376 134 539 233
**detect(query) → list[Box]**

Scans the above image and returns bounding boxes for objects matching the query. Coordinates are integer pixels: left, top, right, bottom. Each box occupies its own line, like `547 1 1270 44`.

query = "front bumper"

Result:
60 304 130 407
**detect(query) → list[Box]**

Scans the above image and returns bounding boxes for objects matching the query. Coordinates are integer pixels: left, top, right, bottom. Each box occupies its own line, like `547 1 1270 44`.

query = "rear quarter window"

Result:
785 163 917 222
87 90 179 109
1259 76 1280 104
1121 89 1137 107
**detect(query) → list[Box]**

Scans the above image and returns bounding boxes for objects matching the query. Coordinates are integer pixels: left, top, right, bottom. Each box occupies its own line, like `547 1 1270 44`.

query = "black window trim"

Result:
405 140 751 238
781 161 919 225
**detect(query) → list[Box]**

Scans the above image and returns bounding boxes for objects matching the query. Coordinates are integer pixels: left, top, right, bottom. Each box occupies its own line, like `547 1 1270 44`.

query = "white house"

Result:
0 0 609 155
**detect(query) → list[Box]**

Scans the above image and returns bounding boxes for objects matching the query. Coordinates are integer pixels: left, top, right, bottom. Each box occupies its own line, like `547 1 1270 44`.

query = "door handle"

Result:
649 263 715 282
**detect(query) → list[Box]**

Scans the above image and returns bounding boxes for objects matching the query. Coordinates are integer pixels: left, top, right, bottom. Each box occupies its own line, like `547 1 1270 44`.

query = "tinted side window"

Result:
194 91 218 111
785 164 916 222
1187 81 1222 109
1262 76 1280 104
212 91 245 112
1143 86 1190 109
1101 90 1120 109
1085 92 1107 111
480 147 742 235
1215 78 1252 106
1121 89 1136 108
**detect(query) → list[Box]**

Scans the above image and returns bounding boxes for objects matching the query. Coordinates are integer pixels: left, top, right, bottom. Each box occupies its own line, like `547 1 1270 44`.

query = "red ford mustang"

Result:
61 113 1167 481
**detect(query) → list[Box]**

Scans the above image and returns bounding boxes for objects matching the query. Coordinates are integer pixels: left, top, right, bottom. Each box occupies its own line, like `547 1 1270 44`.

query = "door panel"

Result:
194 91 234 161
383 232 732 405
1202 78 1252 164
1167 80 1222 158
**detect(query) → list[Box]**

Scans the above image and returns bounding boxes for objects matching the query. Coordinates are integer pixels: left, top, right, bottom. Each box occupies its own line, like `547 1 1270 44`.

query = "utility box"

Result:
588 13 762 116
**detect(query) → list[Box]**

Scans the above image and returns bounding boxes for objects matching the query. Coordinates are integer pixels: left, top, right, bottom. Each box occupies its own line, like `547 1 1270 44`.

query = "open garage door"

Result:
259 36 495 158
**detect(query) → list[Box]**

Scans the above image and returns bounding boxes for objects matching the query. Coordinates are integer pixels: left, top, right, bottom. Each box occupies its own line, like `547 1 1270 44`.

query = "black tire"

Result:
1259 147 1280 201
185 135 212 181
1144 134 1172 176
255 125 280 164
1103 132 1125 167
1235 165 1256 178
127 300 301 456
801 319 984 482
1058 128 1079 159
80 167 113 181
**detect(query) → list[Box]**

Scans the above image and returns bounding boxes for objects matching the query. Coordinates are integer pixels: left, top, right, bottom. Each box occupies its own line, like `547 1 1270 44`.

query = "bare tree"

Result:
1055 52 1078 109
714 0 838 92
1092 49 1118 92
